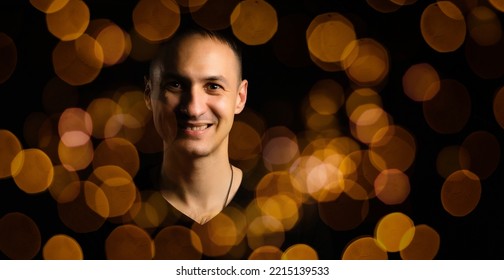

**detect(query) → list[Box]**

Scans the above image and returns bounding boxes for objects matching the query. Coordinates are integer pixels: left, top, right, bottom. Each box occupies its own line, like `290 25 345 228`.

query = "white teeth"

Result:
186 125 209 131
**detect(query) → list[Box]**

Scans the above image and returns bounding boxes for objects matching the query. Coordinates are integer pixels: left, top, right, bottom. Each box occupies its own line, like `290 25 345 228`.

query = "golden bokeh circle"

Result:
43 234 83 260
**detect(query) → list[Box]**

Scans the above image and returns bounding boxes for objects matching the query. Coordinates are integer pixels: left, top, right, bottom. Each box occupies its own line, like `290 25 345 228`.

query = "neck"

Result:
159 147 236 224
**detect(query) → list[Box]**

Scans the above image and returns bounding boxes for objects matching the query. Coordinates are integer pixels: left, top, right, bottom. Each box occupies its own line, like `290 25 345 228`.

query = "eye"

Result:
165 80 182 92
206 83 223 91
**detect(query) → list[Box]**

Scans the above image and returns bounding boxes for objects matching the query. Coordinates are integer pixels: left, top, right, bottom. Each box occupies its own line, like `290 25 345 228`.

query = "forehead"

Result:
153 34 240 80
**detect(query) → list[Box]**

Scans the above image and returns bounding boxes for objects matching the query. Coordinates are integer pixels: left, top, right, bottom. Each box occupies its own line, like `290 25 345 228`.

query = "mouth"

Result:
179 123 213 135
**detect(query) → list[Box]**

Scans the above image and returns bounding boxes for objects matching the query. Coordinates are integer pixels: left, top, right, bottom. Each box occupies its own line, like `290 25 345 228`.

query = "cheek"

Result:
151 101 177 141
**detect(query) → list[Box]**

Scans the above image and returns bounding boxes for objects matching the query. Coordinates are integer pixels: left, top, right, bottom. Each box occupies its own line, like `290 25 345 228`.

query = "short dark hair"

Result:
149 25 243 80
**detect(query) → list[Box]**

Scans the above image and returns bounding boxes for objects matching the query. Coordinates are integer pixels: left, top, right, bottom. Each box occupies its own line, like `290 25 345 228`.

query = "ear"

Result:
235 79 248 114
144 76 152 111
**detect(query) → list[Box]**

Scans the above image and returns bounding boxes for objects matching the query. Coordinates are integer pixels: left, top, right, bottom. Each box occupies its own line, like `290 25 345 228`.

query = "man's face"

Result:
145 34 247 158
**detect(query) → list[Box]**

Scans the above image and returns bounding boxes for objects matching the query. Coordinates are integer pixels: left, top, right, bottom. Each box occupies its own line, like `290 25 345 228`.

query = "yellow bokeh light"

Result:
306 12 357 71
400 224 440 260
281 244 318 260
375 212 415 252
345 87 383 119
43 234 83 260
342 236 388 260
441 170 481 217
45 0 89 41
90 21 132 66
93 137 140 178
30 0 70 14
132 191 170 229
48 165 80 203
349 104 391 144
52 34 104 86
345 38 389 86
106 224 153 260
11 149 54 194
0 33 17 84
489 0 504 12
369 125 416 172
191 212 240 257
248 245 283 260
229 120 262 162
467 6 502 46
308 79 345 115
58 108 93 147
57 181 109 233
247 216 285 250
58 139 94 171
230 0 278 46
132 0 180 42
86 97 122 139
154 226 202 260
374 169 410 205
402 63 441 102
0 212 41 260
421 2 466 52
89 165 137 218
0 130 22 179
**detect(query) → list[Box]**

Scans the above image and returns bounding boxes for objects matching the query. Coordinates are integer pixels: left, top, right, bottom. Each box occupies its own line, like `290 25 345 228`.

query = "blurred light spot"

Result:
87 98 121 139
48 165 79 203
460 131 500 179
229 120 261 161
89 165 137 217
369 125 416 172
390 0 418 5
262 126 299 171
248 245 283 260
11 149 54 194
272 14 312 68
58 139 94 171
375 212 415 252
442 170 482 217
489 0 504 12
494 86 504 130
52 34 104 86
192 213 238 257
133 0 180 42
436 145 470 179
90 20 132 66
281 244 318 260
342 236 387 260
465 33 504 79
423 79 471 134
345 38 389 87
175 0 207 9
374 169 410 205
438 0 478 14
154 226 202 259
340 150 380 200
0 130 22 179
30 0 69 13
190 0 241 30
58 108 92 147
350 104 391 144
306 12 357 71
0 212 41 259
247 216 285 250
106 224 153 260
42 77 79 115
93 137 140 178
132 191 171 228
400 224 440 260
255 171 303 206
402 63 441 101
43 234 83 260
319 192 369 231
0 33 17 84
467 6 502 46
230 0 278 46
57 181 109 233
45 0 89 41
421 2 466 52
345 88 383 119
309 79 345 115
366 0 401 13
257 194 300 230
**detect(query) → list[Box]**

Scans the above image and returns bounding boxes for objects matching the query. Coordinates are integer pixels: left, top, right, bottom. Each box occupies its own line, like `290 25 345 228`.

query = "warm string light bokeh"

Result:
1 0 503 260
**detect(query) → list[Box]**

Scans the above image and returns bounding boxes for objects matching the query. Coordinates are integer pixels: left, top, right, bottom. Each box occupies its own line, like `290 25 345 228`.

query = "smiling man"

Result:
144 26 248 225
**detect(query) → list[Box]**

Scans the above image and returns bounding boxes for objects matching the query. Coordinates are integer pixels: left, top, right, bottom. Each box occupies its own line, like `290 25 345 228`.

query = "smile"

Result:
185 124 210 131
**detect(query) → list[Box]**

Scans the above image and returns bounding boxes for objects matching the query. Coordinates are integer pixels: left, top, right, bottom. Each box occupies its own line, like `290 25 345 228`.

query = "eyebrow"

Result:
162 73 230 86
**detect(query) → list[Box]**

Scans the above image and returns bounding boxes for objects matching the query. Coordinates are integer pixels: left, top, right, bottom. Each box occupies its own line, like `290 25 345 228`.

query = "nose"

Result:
179 86 207 117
